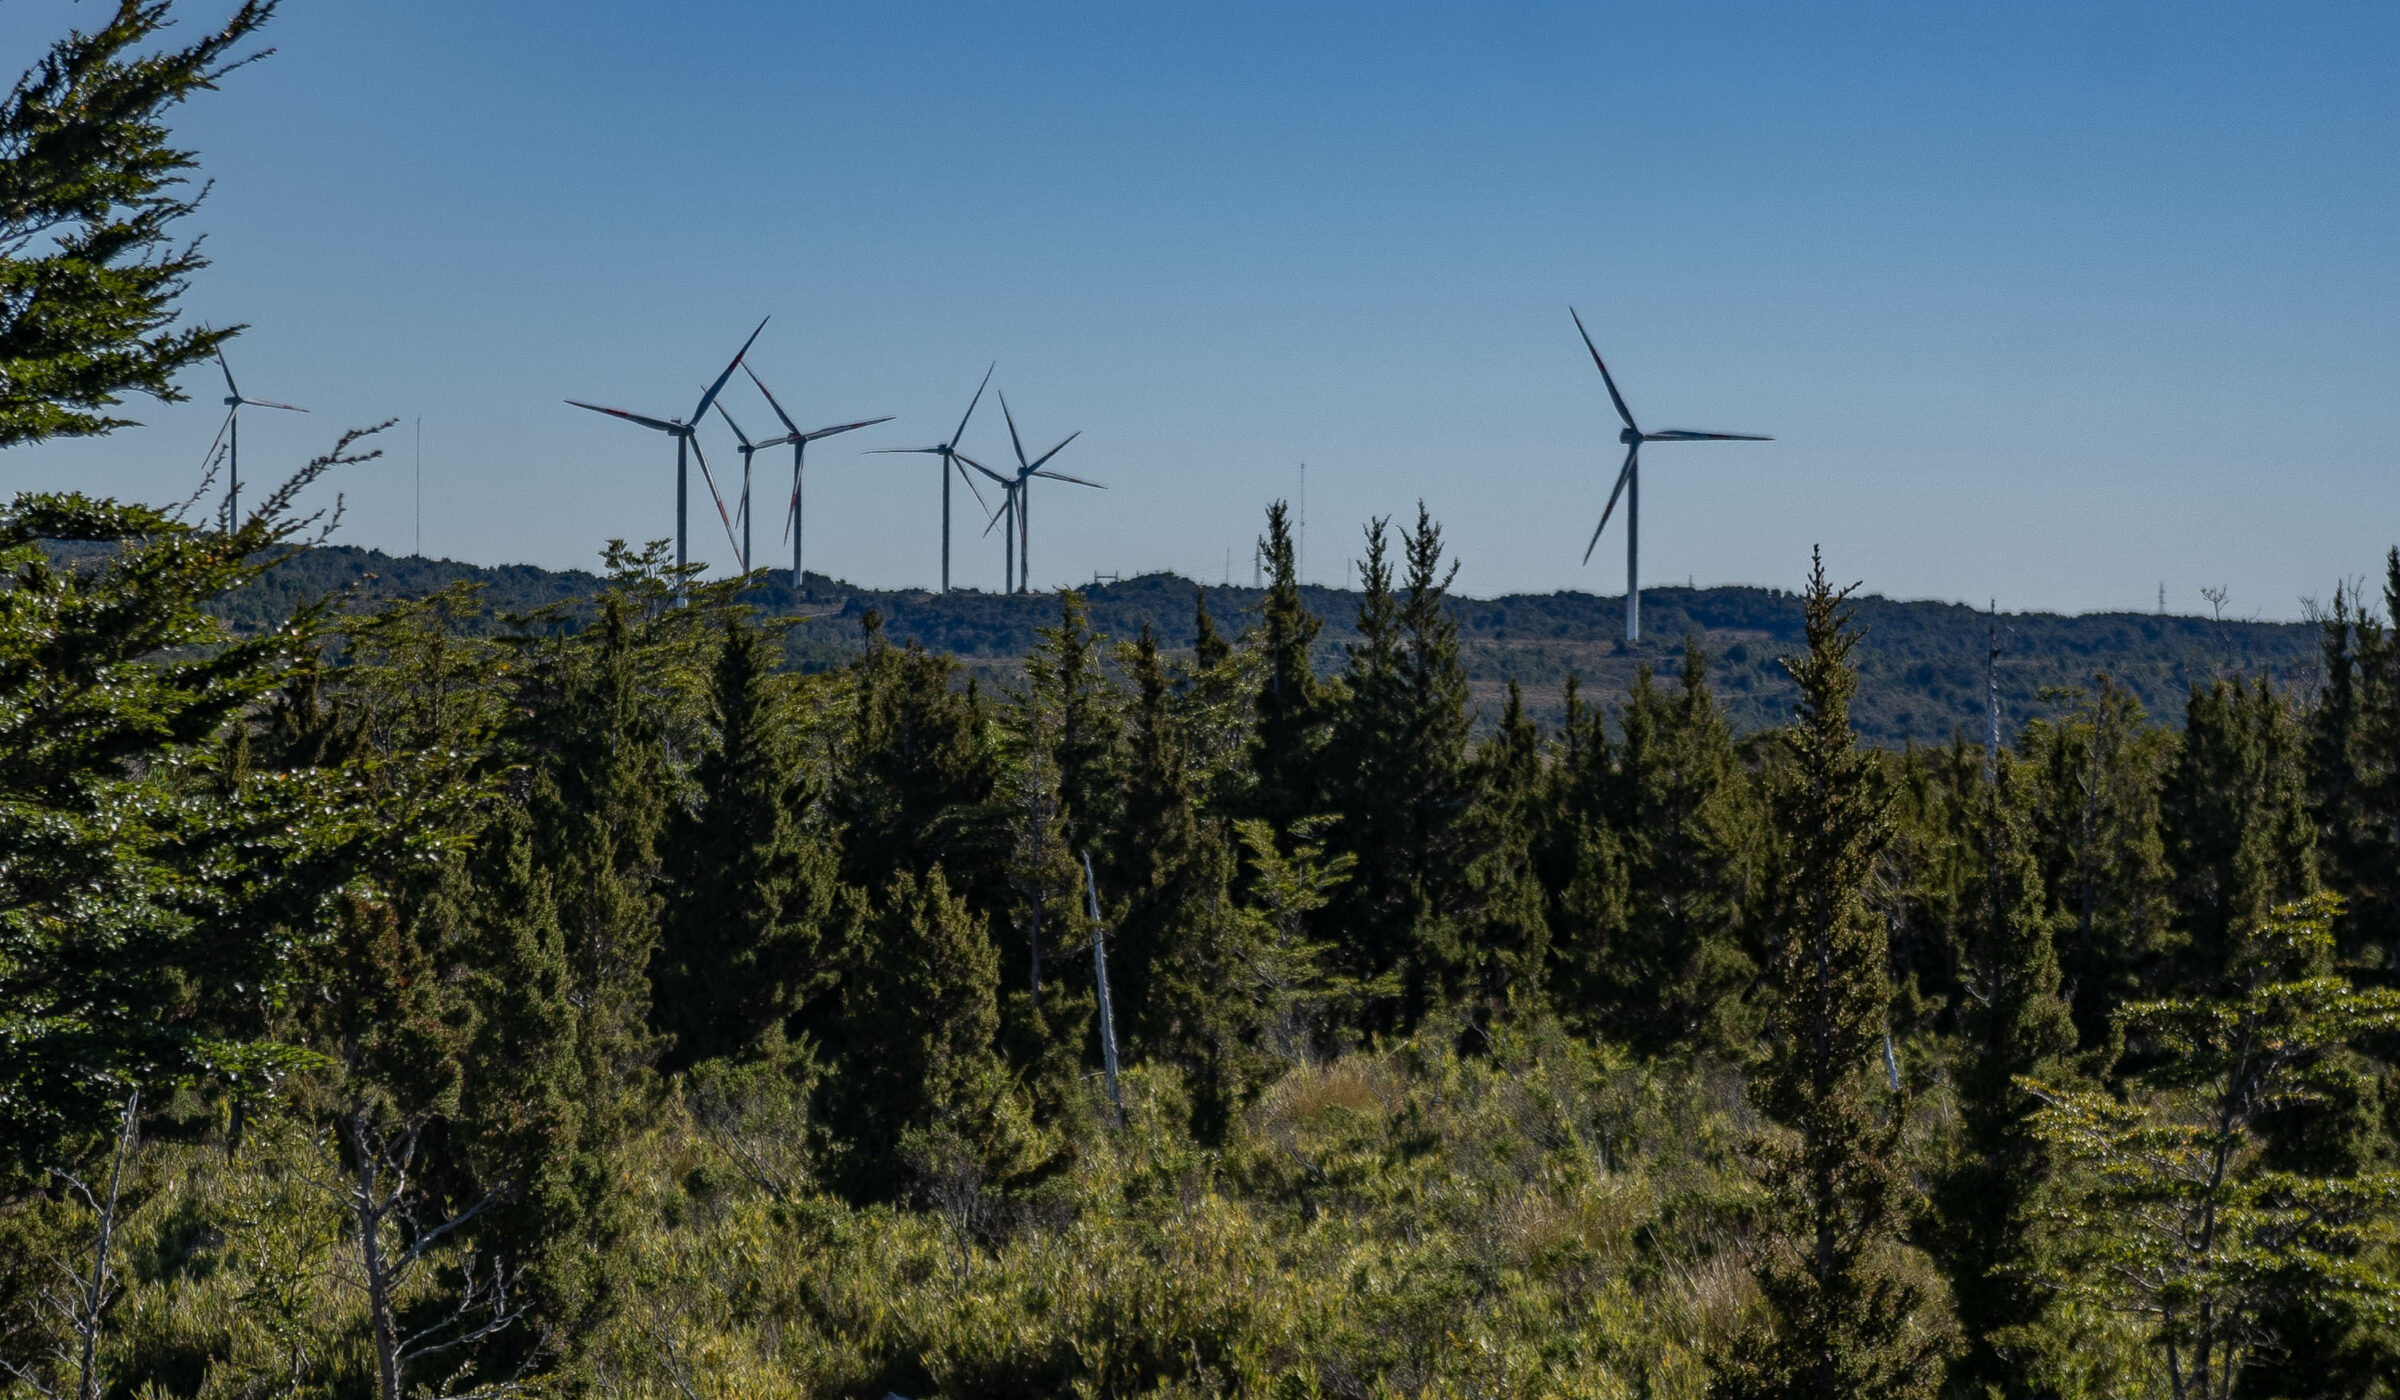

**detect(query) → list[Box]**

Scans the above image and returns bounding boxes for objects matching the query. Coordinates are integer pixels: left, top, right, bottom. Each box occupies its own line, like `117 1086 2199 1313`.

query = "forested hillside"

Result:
235 542 2322 745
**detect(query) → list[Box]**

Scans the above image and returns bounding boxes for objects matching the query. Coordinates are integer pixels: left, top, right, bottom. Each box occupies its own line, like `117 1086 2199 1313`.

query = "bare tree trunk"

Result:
351 1107 405 1400
68 1089 140 1400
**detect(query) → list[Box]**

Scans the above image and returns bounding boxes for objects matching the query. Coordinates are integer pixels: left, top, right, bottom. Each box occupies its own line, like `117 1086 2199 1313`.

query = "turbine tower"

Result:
742 365 892 591
870 364 995 592
1570 308 1770 642
202 351 306 528
988 392 1103 595
566 317 768 577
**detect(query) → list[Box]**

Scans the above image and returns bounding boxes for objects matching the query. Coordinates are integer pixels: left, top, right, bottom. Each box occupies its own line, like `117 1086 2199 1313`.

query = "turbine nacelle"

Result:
1620 427 1641 446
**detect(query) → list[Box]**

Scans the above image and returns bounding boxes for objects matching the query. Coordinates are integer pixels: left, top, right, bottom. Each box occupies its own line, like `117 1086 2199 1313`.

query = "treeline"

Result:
217 541 2326 747
3 484 2395 1399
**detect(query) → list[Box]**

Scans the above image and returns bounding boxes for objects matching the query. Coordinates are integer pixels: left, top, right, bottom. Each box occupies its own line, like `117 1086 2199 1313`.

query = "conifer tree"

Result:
1025 590 1123 852
2308 553 2400 963
0 458 385 1175
1545 675 1630 1032
1110 623 1206 1049
0 0 276 445
1928 756 2077 1398
655 614 856 1070
506 584 687 1332
1463 681 1552 1014
830 611 1001 902
1716 552 1955 1400
828 868 1022 1200
1320 507 1481 1030
2163 678 2318 986
449 804 588 1354
1601 643 1760 1056
2021 675 2174 1048
1247 501 1330 832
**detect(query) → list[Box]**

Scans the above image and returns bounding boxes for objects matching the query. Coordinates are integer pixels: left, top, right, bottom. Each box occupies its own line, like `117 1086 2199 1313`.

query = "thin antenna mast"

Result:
414 416 423 558
1297 463 1306 586
1083 851 1123 1123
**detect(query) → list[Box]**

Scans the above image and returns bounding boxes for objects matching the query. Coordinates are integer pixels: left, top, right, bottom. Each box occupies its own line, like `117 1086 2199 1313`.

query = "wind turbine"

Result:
1569 308 1770 642
202 350 306 528
742 365 892 591
715 403 762 573
870 364 995 592
566 316 767 577
987 392 1102 594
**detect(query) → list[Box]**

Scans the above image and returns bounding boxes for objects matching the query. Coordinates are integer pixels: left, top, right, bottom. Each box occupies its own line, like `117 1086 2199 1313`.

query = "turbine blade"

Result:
952 454 993 515
1031 468 1104 489
715 401 752 447
1581 444 1639 566
1568 307 1640 435
952 361 994 446
566 400 681 434
868 446 943 455
239 397 308 413
200 404 235 472
692 315 770 423
1027 430 1081 471
743 363 800 435
216 350 240 399
689 436 743 564
999 391 1030 471
952 450 1010 484
1648 429 1773 441
983 489 1015 537
801 414 895 442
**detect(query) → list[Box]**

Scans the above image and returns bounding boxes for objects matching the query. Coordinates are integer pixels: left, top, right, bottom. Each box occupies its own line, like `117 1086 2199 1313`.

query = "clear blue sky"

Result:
9 0 2396 615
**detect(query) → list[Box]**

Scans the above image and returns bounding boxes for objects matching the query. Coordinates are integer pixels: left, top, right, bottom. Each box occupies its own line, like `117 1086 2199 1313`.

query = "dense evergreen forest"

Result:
3 7 2396 1399
226 542 2323 746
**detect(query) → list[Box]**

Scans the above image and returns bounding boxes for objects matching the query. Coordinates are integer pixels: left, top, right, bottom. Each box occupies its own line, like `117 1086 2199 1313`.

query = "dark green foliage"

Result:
1578 643 1762 1057
2310 552 2400 968
0 454 401 1177
826 868 1020 1199
1320 506 1483 1032
2030 896 2400 1400
1928 757 2078 1398
1463 680 1552 1013
1715 553 1956 1400
2164 677 2318 986
655 614 856 1070
829 611 1001 902
0 1 274 446
1247 500 1331 831
2021 675 2176 1051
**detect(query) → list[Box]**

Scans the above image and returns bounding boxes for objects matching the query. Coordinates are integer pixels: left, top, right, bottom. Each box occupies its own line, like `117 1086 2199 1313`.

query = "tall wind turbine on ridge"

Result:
743 364 892 591
202 350 306 528
871 364 996 592
1569 308 1770 643
985 392 1103 595
566 317 768 577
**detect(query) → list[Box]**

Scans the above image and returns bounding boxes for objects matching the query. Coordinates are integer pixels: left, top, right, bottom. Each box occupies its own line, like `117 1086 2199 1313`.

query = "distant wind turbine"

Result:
870 363 997 592
1569 308 1770 642
742 365 892 591
984 391 1102 595
566 317 767 578
715 403 762 573
202 351 306 528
